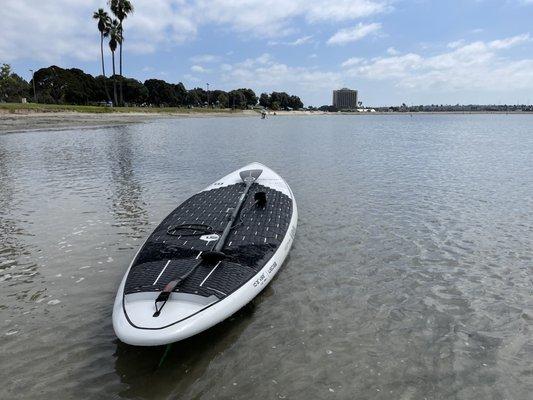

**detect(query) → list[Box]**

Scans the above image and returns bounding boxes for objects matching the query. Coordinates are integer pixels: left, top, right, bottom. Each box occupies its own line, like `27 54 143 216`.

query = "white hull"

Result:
112 163 297 346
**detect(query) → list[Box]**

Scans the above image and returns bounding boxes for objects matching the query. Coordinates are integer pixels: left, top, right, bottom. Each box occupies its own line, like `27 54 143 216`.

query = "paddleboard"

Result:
112 162 297 346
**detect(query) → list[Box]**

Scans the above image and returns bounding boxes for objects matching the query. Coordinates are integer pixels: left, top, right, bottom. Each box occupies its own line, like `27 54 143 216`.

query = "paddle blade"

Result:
239 169 263 182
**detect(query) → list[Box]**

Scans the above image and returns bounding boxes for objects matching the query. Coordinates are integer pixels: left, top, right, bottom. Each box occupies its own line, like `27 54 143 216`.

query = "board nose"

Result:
239 169 263 182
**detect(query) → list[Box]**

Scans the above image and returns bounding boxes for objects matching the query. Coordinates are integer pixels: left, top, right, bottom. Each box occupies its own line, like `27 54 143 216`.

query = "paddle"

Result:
153 169 263 317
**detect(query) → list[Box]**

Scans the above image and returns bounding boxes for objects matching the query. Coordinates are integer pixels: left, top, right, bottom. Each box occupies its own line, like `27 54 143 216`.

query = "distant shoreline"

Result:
0 109 257 134
1 105 532 134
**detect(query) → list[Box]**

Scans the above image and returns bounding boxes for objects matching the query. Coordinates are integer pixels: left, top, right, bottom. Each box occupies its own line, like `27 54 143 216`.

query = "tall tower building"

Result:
332 88 358 110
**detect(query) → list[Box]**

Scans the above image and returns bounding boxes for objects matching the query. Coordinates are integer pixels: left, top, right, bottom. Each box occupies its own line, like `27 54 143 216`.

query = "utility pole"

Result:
29 69 36 103
206 83 210 107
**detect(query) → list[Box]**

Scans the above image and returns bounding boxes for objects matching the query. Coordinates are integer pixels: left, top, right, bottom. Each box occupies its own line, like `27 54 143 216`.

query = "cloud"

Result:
191 65 210 73
194 0 391 37
0 0 100 63
488 33 530 49
327 22 382 45
341 57 363 67
219 53 342 104
0 0 196 62
447 39 466 49
344 34 533 91
0 0 391 63
268 35 314 46
189 54 221 63
305 0 391 22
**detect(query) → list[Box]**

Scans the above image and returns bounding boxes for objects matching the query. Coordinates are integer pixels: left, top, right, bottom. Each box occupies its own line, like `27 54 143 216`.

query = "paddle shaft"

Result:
213 178 254 253
153 174 258 317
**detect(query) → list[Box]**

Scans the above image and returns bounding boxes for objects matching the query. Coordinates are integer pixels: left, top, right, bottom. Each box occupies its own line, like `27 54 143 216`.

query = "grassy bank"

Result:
0 102 246 115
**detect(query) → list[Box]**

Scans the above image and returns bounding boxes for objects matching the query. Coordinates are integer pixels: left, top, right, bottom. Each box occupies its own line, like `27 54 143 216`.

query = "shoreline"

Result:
1 108 532 134
0 110 258 134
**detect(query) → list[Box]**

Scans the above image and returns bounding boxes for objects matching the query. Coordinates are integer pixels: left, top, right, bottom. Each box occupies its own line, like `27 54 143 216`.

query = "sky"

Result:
2 0 533 106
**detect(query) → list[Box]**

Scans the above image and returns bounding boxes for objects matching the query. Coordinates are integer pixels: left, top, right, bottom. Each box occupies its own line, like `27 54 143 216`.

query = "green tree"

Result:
109 0 134 106
288 95 303 110
144 79 178 106
228 90 246 109
187 88 207 106
108 19 122 106
237 88 258 107
0 64 30 102
186 90 201 107
32 66 67 103
5 74 30 102
270 101 280 111
173 83 187 105
270 92 290 110
64 68 101 104
93 8 111 101
259 92 270 108
0 64 12 101
216 92 229 108
120 77 148 105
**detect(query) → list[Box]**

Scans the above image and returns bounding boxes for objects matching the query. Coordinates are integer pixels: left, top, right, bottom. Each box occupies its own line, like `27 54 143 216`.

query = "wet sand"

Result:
0 110 258 134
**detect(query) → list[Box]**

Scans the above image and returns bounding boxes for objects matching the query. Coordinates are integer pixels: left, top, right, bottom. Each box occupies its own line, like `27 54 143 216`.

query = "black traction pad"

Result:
124 183 292 299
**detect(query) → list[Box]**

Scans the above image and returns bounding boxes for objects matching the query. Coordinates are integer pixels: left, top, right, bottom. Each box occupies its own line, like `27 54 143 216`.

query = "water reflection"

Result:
0 145 38 289
107 128 149 239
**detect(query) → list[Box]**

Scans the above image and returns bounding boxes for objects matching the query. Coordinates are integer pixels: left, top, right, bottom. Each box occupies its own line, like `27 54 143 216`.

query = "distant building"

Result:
332 88 358 110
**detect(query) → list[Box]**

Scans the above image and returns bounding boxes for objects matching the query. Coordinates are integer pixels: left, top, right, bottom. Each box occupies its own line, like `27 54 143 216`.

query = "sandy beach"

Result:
0 110 262 134
0 109 334 134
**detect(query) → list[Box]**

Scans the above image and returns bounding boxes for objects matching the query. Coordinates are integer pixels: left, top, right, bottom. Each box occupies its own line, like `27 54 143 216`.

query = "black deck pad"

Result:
124 183 292 299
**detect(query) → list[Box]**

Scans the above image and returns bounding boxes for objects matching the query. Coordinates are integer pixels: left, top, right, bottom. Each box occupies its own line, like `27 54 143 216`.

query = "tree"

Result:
270 101 281 111
6 74 30 102
188 88 207 106
62 68 99 104
109 0 134 106
0 64 30 102
173 83 187 106
108 19 122 106
93 8 111 101
216 92 229 108
30 66 101 105
33 66 68 103
144 79 177 106
228 90 246 109
270 92 290 109
237 88 258 107
259 93 269 108
318 105 338 112
120 77 148 105
0 64 12 101
288 95 303 110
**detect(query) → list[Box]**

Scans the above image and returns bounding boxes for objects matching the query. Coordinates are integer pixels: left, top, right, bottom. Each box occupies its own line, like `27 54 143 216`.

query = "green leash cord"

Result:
157 343 173 369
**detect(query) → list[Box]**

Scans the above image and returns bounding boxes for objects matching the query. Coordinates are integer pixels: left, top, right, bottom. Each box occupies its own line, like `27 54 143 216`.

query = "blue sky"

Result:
2 0 533 106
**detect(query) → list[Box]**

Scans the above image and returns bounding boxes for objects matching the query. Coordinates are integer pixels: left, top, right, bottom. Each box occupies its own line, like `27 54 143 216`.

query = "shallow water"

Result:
0 114 532 399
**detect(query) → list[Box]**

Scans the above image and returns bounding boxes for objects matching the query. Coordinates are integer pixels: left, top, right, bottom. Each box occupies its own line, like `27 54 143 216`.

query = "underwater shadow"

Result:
113 302 256 399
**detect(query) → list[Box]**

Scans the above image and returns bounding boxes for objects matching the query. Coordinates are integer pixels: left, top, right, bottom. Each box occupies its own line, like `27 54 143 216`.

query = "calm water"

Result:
1 115 532 399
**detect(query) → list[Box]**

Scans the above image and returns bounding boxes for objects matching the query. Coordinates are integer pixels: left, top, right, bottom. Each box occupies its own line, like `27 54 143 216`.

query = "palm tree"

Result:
93 8 111 102
108 19 122 106
109 0 134 106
